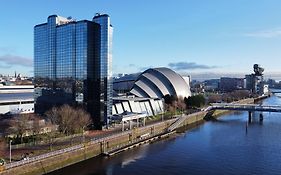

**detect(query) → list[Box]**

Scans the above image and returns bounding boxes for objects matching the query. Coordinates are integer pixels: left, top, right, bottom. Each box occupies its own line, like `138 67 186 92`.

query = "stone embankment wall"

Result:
0 120 176 175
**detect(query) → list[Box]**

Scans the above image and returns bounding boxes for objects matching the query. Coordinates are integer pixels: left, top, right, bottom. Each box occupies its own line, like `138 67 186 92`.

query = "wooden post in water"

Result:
245 122 248 134
259 113 264 122
248 111 252 123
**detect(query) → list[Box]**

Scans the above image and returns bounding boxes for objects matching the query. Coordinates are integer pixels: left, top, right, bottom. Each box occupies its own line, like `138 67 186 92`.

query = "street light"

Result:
9 140 12 163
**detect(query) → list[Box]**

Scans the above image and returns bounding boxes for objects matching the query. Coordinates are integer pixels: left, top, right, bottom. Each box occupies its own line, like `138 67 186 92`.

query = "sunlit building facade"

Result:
130 67 191 99
34 14 113 128
93 14 113 126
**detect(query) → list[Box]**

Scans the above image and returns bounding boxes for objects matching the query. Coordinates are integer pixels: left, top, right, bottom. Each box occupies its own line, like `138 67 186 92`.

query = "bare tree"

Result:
177 97 186 113
46 105 92 135
208 94 222 103
58 105 76 135
7 114 31 143
31 116 41 136
45 107 59 125
75 108 91 133
0 137 7 158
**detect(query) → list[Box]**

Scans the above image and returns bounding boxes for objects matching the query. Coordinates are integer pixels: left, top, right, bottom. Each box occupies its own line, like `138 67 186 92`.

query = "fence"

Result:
4 118 176 170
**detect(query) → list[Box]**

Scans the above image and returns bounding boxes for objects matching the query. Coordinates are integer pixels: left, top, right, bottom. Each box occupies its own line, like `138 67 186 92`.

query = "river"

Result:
48 95 281 175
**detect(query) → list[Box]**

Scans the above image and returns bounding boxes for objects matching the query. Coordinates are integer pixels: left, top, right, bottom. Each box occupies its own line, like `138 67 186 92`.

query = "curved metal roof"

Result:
130 67 191 99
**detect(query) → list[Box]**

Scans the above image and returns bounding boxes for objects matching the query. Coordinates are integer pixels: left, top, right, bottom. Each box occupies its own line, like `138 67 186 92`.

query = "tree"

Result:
75 108 91 133
6 114 31 143
164 94 177 104
221 90 251 103
45 107 59 127
0 137 7 158
176 97 186 113
45 105 92 135
185 95 206 108
31 116 41 136
208 94 222 103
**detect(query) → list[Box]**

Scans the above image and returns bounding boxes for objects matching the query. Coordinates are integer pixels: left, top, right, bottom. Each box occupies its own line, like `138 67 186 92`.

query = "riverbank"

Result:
49 95 281 175
0 119 177 175
0 97 261 175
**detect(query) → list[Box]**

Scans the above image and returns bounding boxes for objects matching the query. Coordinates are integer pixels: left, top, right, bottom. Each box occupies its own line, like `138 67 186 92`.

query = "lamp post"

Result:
162 107 165 121
82 126 86 143
9 140 12 163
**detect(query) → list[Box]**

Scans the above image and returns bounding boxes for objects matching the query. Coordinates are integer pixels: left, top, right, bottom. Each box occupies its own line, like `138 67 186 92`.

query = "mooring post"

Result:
248 111 252 123
259 113 264 122
245 122 248 134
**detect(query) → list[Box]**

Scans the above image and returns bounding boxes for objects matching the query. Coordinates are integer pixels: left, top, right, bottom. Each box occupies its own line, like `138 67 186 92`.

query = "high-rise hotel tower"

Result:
34 14 113 129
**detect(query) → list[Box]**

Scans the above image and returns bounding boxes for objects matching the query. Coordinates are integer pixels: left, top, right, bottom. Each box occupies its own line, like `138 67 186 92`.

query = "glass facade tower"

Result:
34 14 113 129
93 14 113 126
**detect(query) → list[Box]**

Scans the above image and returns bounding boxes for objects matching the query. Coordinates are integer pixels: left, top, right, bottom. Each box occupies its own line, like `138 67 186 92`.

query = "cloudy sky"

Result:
1 0 281 78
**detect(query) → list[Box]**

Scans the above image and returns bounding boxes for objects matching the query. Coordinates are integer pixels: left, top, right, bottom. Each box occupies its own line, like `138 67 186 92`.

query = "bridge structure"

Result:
206 103 281 122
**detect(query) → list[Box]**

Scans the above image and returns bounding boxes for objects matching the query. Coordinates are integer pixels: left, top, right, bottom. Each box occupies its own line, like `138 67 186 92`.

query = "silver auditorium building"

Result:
112 67 191 117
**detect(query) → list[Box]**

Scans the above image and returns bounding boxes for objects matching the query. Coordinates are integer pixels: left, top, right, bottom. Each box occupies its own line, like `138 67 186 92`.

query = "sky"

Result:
1 0 281 79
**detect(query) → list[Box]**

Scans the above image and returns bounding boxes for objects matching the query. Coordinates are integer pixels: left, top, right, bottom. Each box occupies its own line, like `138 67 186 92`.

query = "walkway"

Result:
207 103 281 113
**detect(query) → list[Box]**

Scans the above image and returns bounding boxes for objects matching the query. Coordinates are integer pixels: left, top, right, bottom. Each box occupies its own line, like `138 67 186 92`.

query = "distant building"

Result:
245 74 257 93
263 84 269 95
245 64 267 95
34 14 113 129
219 77 244 92
267 79 276 88
190 80 205 94
0 85 34 93
204 79 220 91
245 73 263 94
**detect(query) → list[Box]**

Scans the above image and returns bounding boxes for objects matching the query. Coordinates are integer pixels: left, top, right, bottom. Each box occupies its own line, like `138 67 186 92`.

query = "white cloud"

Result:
168 61 217 71
245 28 281 38
0 54 33 67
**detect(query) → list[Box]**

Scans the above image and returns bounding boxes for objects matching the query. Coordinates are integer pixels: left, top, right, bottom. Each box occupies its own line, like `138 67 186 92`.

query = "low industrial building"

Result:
0 85 34 93
0 85 34 115
219 77 244 92
0 98 34 115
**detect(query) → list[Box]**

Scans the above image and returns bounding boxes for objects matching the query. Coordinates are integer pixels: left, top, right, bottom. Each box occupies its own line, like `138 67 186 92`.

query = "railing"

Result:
209 103 281 112
167 112 205 132
4 119 175 170
5 144 84 169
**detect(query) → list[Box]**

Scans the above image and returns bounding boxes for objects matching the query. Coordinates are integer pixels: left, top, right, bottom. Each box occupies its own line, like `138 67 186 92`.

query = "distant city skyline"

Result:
1 1 281 78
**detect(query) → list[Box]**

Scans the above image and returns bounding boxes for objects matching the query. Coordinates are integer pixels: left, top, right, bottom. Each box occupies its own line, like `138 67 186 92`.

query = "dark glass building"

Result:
34 14 113 129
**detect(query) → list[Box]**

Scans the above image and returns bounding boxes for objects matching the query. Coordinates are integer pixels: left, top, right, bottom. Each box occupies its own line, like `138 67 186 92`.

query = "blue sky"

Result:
1 0 281 78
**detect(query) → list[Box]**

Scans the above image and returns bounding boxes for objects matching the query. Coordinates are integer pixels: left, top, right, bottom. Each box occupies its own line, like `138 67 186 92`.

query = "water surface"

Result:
49 96 281 175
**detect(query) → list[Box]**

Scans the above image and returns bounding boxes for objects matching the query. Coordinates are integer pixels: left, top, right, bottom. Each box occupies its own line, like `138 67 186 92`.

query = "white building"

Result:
112 96 164 117
130 67 191 99
0 85 34 115
0 98 34 115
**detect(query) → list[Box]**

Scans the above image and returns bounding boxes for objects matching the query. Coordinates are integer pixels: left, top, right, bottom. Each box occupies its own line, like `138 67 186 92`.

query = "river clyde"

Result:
49 95 281 175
